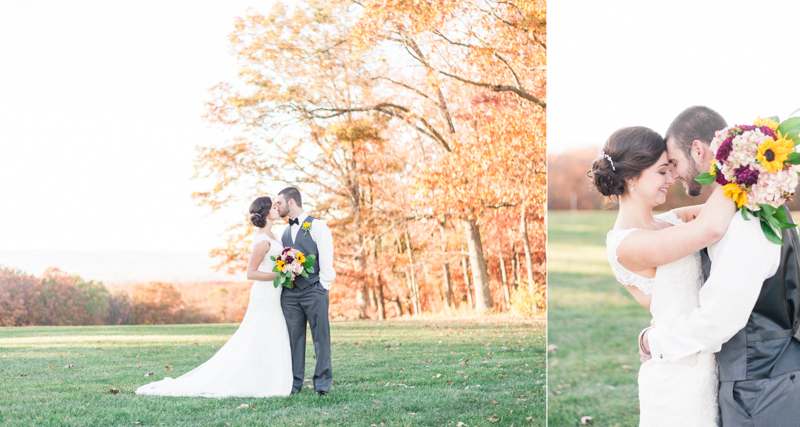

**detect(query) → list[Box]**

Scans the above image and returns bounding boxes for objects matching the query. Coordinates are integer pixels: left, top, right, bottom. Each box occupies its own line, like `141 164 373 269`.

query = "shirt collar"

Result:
295 212 309 225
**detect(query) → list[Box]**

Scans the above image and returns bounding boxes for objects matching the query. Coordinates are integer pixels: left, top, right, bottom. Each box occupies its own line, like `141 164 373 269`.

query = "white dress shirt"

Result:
648 213 781 362
290 212 336 290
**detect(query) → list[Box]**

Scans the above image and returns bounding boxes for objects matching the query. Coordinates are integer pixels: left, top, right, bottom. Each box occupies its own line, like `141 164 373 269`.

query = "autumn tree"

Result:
131 282 185 325
194 0 546 317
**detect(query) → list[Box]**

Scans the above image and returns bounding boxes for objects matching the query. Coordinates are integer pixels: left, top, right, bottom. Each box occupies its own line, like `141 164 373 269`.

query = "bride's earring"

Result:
630 184 635 192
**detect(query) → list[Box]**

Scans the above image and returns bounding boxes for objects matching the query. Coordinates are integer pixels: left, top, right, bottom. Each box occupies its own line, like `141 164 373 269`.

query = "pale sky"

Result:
0 1 281 252
549 0 800 154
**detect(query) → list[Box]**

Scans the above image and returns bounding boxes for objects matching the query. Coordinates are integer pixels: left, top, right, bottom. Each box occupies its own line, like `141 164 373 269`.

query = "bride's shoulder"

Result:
252 233 272 247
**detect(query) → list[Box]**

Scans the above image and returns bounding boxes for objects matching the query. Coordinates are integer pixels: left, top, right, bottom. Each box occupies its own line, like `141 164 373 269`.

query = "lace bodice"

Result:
606 210 704 324
252 233 283 274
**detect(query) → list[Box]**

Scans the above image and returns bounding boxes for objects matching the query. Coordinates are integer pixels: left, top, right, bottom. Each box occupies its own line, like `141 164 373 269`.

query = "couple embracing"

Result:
136 187 335 398
590 106 800 426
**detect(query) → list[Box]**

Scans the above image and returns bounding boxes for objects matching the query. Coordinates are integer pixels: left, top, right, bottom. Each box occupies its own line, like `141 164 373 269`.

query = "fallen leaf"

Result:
622 365 632 370
64 364 74 368
490 400 498 403
108 388 120 394
552 390 562 395
304 379 312 382
236 404 249 409
456 422 469 427
434 374 442 378
547 344 558 352
580 416 594 425
488 417 499 422
460 360 469 366
373 399 380 403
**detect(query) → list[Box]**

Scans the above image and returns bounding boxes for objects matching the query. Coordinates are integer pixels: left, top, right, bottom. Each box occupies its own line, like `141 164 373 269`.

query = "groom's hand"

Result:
638 328 652 363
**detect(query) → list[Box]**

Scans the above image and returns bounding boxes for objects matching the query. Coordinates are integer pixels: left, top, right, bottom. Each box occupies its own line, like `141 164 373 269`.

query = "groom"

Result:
640 106 800 425
275 186 335 395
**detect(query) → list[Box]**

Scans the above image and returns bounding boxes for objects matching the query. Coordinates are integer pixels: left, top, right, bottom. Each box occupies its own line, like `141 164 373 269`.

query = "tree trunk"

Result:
520 204 536 294
500 254 511 311
438 219 454 310
405 230 422 315
372 239 385 320
461 248 473 309
465 218 493 312
390 297 403 317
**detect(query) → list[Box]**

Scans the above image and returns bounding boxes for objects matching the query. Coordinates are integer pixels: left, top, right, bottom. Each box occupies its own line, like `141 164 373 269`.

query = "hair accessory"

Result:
599 150 616 171
250 212 263 218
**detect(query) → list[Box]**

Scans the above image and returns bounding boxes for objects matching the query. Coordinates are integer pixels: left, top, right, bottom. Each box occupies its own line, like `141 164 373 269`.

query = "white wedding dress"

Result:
135 233 293 398
607 211 719 427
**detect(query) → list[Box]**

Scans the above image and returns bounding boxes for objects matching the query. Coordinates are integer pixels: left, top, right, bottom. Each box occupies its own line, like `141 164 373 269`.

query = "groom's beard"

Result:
683 160 704 197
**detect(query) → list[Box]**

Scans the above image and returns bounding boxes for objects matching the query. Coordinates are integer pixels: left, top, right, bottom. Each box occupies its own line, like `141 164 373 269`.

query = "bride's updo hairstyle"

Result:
249 196 272 228
588 126 666 200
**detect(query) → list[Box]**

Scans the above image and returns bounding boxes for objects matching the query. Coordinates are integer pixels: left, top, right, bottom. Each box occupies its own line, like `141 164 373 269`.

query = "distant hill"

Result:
0 249 242 284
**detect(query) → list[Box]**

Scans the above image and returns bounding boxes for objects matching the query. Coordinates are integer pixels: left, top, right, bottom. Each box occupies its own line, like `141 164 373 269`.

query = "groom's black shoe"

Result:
315 390 328 396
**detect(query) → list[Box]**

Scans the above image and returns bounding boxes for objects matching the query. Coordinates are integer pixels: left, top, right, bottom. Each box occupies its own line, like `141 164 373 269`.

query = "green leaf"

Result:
769 115 781 123
742 208 750 220
763 209 782 231
785 132 800 147
759 204 777 216
305 267 314 273
775 206 788 222
787 152 800 165
760 217 784 246
301 271 309 278
696 172 716 185
778 117 800 135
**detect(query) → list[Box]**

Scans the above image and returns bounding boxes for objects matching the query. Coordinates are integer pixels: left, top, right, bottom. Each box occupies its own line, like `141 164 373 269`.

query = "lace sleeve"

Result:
606 229 656 295
251 234 271 248
655 210 684 226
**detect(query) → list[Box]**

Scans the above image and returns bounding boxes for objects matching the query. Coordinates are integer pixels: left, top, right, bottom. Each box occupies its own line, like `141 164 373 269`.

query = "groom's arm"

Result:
311 220 336 290
646 214 780 362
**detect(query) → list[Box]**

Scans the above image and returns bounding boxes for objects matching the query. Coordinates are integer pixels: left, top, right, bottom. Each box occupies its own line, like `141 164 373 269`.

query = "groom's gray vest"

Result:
281 216 321 290
703 207 800 382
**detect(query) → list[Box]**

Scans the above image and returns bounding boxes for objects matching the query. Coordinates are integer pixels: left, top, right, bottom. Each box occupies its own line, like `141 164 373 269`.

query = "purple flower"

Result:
716 139 733 162
734 165 759 187
282 247 292 255
715 173 728 186
759 126 776 139
285 256 295 264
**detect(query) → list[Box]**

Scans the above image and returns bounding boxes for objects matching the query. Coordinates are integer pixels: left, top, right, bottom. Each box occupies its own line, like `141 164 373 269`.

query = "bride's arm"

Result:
246 241 280 281
624 285 651 309
617 187 734 271
670 204 704 223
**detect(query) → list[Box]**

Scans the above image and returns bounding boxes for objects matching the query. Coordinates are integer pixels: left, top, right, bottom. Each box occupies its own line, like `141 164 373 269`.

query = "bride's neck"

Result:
617 195 656 229
259 219 275 232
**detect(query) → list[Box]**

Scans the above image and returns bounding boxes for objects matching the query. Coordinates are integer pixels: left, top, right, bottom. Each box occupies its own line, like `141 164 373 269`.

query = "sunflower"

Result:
754 116 780 131
297 253 306 264
722 183 748 209
709 159 717 176
276 260 285 271
756 134 794 172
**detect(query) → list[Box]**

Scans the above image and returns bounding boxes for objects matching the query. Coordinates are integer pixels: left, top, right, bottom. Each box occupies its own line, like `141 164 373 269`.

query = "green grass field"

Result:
548 211 651 427
0 317 544 426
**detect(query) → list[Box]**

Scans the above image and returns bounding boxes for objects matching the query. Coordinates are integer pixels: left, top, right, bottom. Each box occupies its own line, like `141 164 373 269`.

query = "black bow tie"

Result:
289 218 300 226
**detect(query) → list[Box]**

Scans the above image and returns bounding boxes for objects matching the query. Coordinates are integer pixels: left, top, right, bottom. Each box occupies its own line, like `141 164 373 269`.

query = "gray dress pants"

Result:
280 282 332 393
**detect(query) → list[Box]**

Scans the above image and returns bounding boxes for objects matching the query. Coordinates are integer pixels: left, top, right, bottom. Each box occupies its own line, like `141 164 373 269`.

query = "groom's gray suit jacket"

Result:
702 207 800 426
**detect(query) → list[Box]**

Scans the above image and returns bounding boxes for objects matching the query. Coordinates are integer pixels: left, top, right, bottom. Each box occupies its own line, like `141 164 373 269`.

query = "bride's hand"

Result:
694 187 736 242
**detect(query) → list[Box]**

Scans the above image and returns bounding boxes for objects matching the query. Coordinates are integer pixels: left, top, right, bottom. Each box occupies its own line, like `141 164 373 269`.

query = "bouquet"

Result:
271 247 316 289
696 116 800 245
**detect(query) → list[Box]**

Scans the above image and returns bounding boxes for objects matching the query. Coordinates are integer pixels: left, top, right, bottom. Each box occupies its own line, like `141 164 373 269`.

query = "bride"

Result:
135 196 293 398
588 127 735 426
